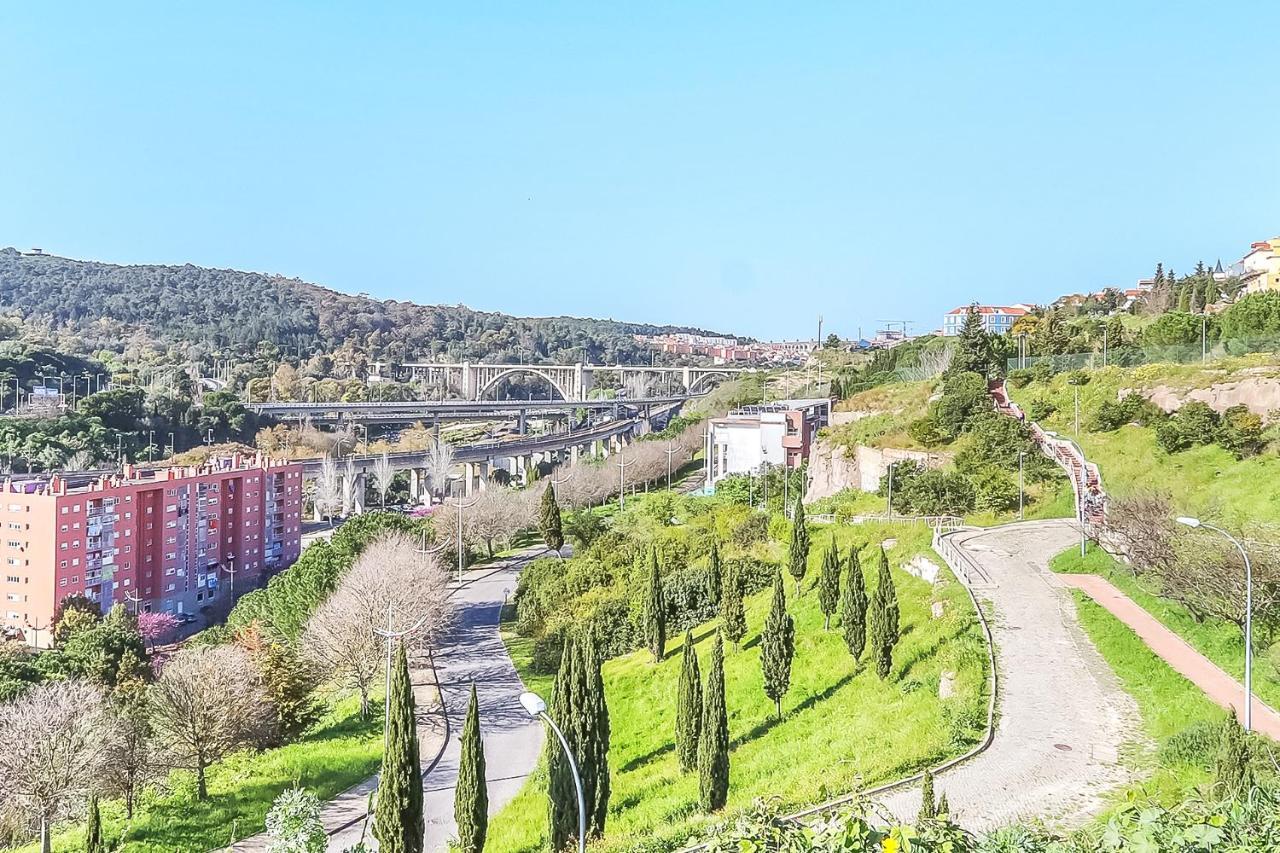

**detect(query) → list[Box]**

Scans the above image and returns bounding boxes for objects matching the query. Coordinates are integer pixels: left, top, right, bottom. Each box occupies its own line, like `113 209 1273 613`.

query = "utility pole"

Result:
663 442 679 491
1074 387 1080 438
886 461 896 520
616 447 634 511
1018 451 1025 521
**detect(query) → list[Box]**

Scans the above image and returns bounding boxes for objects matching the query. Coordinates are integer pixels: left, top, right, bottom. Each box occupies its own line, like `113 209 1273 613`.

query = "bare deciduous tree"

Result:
426 439 456 502
314 455 341 525
897 344 955 382
463 488 538 558
372 452 395 508
343 456 358 514
148 645 273 800
101 692 158 820
0 680 116 853
302 532 452 718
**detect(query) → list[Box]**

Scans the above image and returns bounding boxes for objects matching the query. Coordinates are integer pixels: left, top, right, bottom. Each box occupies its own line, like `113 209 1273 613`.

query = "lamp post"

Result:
1018 451 1025 521
1175 517 1254 731
518 691 586 853
886 461 896 520
447 488 479 584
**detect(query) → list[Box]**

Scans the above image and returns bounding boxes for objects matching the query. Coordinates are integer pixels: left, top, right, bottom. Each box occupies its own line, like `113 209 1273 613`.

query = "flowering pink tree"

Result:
137 610 180 649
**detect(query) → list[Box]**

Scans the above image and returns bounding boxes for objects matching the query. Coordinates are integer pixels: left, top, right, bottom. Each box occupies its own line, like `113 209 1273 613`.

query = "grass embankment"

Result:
17 695 381 853
489 520 988 852
1052 545 1280 713
828 380 934 450
1010 360 1280 527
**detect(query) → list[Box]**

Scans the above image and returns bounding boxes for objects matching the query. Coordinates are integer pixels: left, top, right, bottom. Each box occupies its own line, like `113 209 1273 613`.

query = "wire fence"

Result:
1006 335 1280 373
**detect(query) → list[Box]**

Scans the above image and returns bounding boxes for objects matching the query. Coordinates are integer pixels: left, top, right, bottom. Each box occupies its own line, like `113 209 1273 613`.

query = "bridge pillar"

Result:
462 361 474 400
351 473 366 515
409 468 422 504
517 409 527 435
463 462 476 496
477 461 489 492
570 444 580 465
515 455 530 486
682 366 692 392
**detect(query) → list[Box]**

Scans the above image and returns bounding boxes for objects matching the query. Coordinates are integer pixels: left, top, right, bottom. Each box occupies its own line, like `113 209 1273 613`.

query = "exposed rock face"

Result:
1133 375 1280 422
803 437 950 502
830 409 876 426
804 438 860 502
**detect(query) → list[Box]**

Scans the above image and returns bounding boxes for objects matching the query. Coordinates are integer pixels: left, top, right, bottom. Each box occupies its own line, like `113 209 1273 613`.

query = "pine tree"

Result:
817 537 840 630
720 559 747 648
547 637 580 851
540 483 564 553
86 793 103 853
697 632 729 812
706 538 723 609
675 630 702 772
374 641 423 853
840 545 868 664
787 496 810 595
918 769 936 822
455 684 488 853
1211 711 1253 800
869 549 900 680
760 571 795 718
645 550 667 662
948 304 996 378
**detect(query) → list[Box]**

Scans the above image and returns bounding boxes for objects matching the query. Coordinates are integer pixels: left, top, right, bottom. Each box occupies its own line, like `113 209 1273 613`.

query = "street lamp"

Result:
1018 451 1025 521
518 691 585 853
1175 516 1254 731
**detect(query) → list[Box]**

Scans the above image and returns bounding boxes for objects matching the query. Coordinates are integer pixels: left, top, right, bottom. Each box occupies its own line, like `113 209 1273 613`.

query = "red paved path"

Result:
1060 573 1280 741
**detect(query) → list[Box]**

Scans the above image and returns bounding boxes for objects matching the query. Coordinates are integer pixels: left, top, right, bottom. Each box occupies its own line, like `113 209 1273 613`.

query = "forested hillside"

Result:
0 248 730 365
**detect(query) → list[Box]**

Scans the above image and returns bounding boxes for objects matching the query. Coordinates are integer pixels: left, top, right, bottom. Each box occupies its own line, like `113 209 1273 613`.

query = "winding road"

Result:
328 550 548 852
880 520 1143 832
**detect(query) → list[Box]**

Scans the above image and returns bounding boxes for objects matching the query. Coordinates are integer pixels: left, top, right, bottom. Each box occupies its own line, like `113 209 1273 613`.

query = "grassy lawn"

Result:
1071 592 1229 801
828 381 935 450
1009 362 1280 527
1051 544 1280 713
488 520 989 852
13 694 382 853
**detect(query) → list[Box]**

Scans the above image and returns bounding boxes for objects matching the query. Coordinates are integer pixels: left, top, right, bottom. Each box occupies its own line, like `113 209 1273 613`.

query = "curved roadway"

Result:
880 520 1143 832
328 550 547 852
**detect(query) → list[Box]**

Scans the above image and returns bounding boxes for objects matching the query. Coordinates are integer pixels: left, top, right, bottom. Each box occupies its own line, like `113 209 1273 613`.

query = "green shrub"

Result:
1006 369 1033 389
1031 361 1054 384
935 372 990 437
729 512 769 548
1156 401 1220 454
1066 370 1090 386
1219 405 1264 458
1026 397 1056 421
970 467 1019 512
1158 720 1221 768
908 414 948 447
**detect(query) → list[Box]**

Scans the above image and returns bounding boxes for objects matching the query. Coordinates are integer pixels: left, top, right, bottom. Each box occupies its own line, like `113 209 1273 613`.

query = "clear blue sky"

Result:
3 3 1276 340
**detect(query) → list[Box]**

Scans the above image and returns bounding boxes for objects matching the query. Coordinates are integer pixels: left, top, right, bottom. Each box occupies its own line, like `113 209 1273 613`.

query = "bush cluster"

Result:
1154 402 1264 458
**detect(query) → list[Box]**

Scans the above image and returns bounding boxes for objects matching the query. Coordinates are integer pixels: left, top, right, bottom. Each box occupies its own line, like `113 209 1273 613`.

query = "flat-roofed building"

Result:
706 398 831 487
0 453 303 646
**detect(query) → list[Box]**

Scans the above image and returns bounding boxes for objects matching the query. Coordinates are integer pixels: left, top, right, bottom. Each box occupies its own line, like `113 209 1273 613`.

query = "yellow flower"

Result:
881 837 900 853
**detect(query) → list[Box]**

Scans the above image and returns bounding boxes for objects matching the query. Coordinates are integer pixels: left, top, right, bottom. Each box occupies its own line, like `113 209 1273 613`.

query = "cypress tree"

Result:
706 538 723 608
937 790 950 818
869 549 900 680
540 483 564 553
760 571 795 718
787 495 810 595
645 550 666 662
840 545 868 664
877 546 900 639
817 537 840 630
546 636 580 852
675 630 702 772
374 641 423 853
918 769 936 822
455 684 488 853
720 560 746 648
85 793 103 853
697 632 729 812
579 629 612 838
1211 711 1252 800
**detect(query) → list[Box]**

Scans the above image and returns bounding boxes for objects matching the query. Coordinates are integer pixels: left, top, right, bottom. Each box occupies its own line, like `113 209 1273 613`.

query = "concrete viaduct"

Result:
302 411 651 518
388 361 754 401
250 395 692 426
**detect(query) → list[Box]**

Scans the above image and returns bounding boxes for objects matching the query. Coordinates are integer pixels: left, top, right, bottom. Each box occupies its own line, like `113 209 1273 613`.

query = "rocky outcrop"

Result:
1133 374 1280 421
804 437 950 503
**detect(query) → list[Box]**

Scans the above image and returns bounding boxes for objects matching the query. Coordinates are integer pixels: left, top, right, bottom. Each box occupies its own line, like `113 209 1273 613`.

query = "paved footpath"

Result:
328 549 547 852
879 521 1142 833
1060 572 1280 740
228 650 448 852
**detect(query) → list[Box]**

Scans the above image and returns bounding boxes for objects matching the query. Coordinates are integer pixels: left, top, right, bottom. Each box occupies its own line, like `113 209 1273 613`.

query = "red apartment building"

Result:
1 453 303 647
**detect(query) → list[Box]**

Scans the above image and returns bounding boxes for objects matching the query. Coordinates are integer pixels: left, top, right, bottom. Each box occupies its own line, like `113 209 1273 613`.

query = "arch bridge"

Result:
391 361 755 401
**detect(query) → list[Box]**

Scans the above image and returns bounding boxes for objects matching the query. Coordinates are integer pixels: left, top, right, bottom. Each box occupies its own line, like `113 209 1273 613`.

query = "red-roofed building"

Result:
941 305 1029 337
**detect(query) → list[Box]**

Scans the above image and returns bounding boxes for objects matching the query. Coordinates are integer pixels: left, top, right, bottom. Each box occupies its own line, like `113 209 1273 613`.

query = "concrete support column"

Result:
464 462 476 496
571 445 580 465
409 468 422 504
515 455 529 486
477 461 489 492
